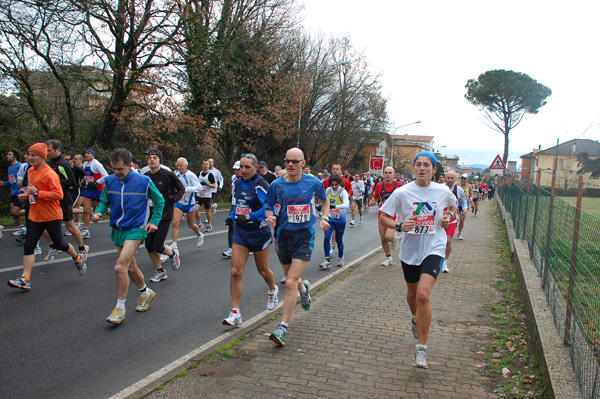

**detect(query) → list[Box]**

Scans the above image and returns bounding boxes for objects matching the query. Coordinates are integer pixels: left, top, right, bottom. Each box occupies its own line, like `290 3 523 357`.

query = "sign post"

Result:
489 154 506 183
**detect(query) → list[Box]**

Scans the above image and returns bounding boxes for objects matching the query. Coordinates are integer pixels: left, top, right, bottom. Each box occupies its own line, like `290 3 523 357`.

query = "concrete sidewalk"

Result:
146 202 502 399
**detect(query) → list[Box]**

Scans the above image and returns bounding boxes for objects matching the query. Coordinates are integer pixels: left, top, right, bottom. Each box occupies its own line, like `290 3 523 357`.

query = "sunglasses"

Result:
284 159 303 164
241 153 258 163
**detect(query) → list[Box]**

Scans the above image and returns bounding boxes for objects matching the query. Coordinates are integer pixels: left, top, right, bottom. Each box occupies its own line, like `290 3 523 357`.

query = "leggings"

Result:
323 220 346 258
145 219 171 254
25 219 70 256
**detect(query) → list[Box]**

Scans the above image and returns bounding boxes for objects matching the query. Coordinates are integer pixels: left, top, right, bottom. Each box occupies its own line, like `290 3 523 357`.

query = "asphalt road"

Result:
0 207 382 399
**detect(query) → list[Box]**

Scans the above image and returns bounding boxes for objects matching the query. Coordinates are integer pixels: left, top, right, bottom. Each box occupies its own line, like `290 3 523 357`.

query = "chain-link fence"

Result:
499 179 600 399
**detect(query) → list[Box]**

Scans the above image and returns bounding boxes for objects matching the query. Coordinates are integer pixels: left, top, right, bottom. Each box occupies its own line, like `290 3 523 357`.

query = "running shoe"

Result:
350 220 355 226
222 309 242 326
212 203 217 213
81 228 91 239
267 285 279 310
63 230 72 236
457 232 464 240
44 248 59 262
300 280 311 311
411 318 418 339
359 216 363 224
79 245 89 264
16 235 25 245
337 257 344 267
441 259 449 273
381 256 392 267
196 221 204 230
150 270 168 283
136 288 156 312
170 247 180 271
269 324 286 346
222 248 232 258
75 254 87 275
106 307 126 324
414 344 429 369
206 224 213 232
319 258 331 270
34 242 42 255
280 274 287 284
196 232 204 247
12 225 26 236
204 218 208 224
7 276 31 291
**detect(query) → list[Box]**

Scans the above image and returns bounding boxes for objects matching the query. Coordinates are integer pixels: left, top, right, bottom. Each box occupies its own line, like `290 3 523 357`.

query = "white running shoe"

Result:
136 288 156 312
337 257 344 267
222 248 232 258
222 309 242 326
196 232 204 247
359 216 363 224
34 242 42 255
457 232 464 240
414 344 429 368
170 247 181 271
267 285 279 310
319 258 331 270
441 259 449 273
81 228 91 239
280 275 287 284
150 270 168 283
381 256 392 267
206 224 212 232
350 220 355 226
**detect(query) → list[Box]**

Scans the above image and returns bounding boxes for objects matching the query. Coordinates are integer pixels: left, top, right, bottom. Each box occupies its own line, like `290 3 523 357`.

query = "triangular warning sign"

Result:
489 155 506 170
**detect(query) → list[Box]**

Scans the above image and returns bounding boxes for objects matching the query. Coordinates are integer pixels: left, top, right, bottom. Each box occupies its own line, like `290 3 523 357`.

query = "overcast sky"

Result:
299 0 600 166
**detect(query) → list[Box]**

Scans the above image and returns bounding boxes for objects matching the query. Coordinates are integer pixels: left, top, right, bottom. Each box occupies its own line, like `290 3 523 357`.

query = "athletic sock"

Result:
280 321 288 329
139 285 148 293
116 299 126 309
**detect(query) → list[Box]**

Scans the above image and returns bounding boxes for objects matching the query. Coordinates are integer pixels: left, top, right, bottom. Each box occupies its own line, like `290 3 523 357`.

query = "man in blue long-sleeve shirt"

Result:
1 149 25 234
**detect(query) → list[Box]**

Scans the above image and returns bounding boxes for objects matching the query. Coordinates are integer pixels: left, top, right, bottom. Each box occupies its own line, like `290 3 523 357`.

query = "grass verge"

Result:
481 209 545 398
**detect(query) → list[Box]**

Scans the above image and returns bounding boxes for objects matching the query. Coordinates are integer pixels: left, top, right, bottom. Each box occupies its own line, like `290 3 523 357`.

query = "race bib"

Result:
287 204 310 223
182 192 192 203
235 207 251 216
85 175 94 183
274 203 281 216
352 194 362 199
329 209 341 219
8 174 15 184
409 215 435 235
29 194 36 204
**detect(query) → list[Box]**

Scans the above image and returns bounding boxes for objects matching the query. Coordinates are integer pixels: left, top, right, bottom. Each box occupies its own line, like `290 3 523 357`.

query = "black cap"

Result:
143 148 162 162
258 161 267 167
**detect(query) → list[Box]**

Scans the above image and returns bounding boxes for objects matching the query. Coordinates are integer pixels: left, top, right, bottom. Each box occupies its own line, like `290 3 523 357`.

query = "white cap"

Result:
233 161 241 169
461 173 469 178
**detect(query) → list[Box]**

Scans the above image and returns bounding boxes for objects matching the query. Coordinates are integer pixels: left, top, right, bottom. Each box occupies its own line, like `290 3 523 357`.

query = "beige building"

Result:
522 139 600 188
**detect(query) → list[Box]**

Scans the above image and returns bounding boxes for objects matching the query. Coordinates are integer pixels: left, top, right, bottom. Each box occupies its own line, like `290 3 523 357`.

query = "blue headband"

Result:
413 151 437 167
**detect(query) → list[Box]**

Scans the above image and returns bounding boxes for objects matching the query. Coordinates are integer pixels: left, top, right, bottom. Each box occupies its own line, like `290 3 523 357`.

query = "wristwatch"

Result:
396 222 403 232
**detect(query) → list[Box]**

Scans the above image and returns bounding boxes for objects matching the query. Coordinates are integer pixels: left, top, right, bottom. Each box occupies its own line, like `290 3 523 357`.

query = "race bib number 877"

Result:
287 204 310 223
409 215 435 234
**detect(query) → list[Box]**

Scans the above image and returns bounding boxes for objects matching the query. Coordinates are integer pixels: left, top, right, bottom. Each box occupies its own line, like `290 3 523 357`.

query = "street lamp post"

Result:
296 60 351 147
388 121 422 169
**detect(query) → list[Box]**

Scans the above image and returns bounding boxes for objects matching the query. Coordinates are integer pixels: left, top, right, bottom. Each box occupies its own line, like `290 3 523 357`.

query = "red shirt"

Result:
323 176 352 196
373 180 403 207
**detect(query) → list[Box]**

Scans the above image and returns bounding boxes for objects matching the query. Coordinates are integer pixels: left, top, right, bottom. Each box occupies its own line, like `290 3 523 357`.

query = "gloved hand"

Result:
235 214 251 226
86 181 97 190
225 217 234 227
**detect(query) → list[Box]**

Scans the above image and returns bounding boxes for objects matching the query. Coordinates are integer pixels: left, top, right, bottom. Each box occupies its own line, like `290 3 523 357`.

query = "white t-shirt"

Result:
380 181 456 266
351 180 365 198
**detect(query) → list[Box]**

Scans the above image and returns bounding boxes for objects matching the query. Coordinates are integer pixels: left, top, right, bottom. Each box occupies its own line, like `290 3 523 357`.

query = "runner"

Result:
1 149 25 235
91 148 163 324
208 158 223 215
379 151 456 369
142 148 185 283
222 153 278 327
70 154 86 230
80 149 109 239
264 147 330 346
172 157 205 251
441 171 467 273
8 143 87 291
350 172 365 225
319 174 349 269
195 160 216 232
471 182 480 217
258 160 277 183
44 140 89 262
369 166 403 266
223 161 242 258
457 174 471 240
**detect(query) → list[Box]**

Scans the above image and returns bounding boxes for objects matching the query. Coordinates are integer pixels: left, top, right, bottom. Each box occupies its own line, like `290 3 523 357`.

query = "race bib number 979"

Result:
287 204 310 223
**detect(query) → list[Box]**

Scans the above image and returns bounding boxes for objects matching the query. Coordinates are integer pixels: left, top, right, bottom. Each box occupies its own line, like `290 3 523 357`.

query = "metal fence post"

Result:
542 140 559 289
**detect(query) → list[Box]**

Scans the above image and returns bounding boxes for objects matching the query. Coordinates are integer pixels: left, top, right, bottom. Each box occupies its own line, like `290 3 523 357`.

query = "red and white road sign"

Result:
489 155 506 170
370 155 383 171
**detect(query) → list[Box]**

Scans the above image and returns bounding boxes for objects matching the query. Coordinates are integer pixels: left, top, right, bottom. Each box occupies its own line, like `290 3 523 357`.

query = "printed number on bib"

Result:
8 174 15 184
409 215 435 234
329 209 341 219
287 204 310 223
85 176 94 183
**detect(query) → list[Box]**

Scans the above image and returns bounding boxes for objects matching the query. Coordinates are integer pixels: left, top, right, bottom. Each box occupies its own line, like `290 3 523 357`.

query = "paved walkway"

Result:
147 201 502 399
